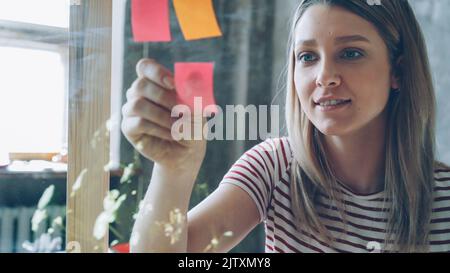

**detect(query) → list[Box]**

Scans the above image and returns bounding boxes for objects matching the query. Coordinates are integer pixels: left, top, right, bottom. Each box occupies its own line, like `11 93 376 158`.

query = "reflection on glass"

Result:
0 47 65 153
0 0 69 253
0 0 69 28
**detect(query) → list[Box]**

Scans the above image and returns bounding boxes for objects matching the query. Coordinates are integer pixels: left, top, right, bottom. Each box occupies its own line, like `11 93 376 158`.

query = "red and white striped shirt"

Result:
219 137 450 252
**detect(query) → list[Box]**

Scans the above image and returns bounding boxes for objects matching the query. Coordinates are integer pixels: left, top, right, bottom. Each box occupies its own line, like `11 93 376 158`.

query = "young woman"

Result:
121 0 450 252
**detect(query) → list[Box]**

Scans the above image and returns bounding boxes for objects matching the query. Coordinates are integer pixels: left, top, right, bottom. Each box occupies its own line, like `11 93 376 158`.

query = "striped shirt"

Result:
219 137 450 253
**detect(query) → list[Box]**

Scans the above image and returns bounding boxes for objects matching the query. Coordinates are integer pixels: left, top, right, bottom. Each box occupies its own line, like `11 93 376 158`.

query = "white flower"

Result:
52 216 63 227
164 224 174 235
103 161 114 172
170 208 183 224
114 194 127 211
106 113 120 133
109 189 120 199
223 231 233 237
211 237 219 247
202 232 232 252
93 211 114 240
203 237 220 252
157 208 185 245
31 209 47 232
103 190 126 212
22 234 62 253
136 141 144 151
93 190 127 240
71 169 88 196
120 163 136 183
103 190 120 211
50 216 64 232
38 185 55 209
90 129 101 148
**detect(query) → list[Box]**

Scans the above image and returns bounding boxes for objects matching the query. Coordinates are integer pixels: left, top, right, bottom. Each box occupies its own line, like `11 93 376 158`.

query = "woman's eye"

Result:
298 53 317 63
341 49 364 60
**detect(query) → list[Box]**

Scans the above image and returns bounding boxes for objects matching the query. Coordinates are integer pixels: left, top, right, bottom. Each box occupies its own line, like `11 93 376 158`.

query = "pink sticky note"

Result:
175 63 217 115
131 0 171 42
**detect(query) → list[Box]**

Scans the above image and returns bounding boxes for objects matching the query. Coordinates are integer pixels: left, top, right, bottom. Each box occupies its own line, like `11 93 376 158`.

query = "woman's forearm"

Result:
130 163 200 252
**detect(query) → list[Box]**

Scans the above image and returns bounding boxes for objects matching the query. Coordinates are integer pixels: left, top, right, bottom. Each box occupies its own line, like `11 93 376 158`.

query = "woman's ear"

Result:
391 74 399 90
390 56 403 90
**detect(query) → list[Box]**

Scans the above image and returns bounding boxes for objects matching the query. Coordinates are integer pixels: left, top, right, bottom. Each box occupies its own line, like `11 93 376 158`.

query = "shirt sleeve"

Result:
219 137 291 222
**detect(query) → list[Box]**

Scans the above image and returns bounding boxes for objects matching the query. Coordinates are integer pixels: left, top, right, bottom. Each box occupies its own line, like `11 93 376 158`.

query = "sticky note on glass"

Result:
173 0 222 41
131 0 171 42
175 63 217 114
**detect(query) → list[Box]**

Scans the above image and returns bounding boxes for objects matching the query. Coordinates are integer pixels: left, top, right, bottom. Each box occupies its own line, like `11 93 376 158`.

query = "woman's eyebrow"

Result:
295 35 371 48
335 35 371 44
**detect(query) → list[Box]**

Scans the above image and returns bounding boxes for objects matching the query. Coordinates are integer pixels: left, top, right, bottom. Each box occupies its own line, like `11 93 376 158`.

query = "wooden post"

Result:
67 0 112 253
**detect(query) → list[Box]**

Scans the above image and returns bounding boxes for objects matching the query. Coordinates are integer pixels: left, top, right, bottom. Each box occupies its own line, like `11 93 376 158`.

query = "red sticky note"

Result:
175 63 217 115
111 243 129 253
131 0 171 42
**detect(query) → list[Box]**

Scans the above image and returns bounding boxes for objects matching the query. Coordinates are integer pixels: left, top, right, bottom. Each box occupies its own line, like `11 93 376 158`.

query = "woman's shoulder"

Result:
434 160 450 182
435 160 450 169
252 137 293 159
257 136 291 149
244 137 294 171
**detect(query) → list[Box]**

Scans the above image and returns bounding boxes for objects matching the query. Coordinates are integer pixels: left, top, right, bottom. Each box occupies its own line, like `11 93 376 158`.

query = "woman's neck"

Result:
322 110 387 195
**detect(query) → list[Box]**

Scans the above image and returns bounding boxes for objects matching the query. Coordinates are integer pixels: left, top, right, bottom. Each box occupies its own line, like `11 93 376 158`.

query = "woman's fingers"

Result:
121 116 174 141
122 97 175 130
136 58 175 90
126 77 178 112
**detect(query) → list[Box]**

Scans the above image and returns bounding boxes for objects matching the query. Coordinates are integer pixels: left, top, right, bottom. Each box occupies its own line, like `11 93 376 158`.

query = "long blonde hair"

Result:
285 0 440 252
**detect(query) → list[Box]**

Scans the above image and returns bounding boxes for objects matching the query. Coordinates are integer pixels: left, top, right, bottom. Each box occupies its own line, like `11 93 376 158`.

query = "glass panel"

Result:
116 0 450 254
0 1 69 253
1 0 450 255
0 0 69 28
0 47 65 153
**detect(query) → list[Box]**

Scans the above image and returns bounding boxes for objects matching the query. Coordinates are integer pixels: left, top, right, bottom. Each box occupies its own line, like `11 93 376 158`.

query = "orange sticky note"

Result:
175 63 217 115
173 0 222 41
131 0 171 42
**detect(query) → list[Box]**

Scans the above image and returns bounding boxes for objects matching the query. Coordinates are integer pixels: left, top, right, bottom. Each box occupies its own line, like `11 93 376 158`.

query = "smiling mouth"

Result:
315 99 352 112
314 99 352 107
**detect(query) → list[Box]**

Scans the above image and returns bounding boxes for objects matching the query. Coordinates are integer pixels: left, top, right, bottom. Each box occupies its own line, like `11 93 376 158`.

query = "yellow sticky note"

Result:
173 0 223 41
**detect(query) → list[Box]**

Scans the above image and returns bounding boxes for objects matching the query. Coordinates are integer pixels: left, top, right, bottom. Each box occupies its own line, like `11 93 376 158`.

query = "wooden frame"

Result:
67 0 112 253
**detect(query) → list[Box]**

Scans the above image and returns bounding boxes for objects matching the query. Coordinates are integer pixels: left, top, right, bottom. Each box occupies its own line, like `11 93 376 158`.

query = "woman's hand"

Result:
121 59 207 171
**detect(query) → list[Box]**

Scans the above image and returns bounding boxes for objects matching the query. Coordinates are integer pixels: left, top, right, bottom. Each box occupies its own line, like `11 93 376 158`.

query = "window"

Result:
0 47 66 154
0 0 123 169
0 0 70 162
0 0 69 28
0 1 126 253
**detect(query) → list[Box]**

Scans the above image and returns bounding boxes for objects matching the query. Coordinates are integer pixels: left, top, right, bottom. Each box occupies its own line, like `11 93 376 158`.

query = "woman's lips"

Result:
315 100 352 112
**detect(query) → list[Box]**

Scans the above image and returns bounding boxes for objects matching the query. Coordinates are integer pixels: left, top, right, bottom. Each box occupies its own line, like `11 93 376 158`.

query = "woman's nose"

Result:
316 61 341 88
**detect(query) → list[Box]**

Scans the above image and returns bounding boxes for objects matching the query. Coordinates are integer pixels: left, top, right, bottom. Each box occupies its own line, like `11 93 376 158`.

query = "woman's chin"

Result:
315 124 351 136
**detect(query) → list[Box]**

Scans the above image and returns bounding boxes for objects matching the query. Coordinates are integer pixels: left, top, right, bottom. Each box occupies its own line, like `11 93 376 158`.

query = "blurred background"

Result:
0 0 449 253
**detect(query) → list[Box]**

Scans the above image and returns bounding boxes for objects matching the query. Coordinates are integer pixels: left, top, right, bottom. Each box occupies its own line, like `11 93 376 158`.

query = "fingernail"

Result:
163 77 175 90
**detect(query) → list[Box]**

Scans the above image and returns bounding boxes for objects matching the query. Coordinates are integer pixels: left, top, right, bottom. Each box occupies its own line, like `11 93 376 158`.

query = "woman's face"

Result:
294 4 398 136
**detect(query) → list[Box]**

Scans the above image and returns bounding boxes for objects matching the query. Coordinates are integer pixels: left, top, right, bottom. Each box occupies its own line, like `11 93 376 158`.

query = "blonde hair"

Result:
285 0 442 252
